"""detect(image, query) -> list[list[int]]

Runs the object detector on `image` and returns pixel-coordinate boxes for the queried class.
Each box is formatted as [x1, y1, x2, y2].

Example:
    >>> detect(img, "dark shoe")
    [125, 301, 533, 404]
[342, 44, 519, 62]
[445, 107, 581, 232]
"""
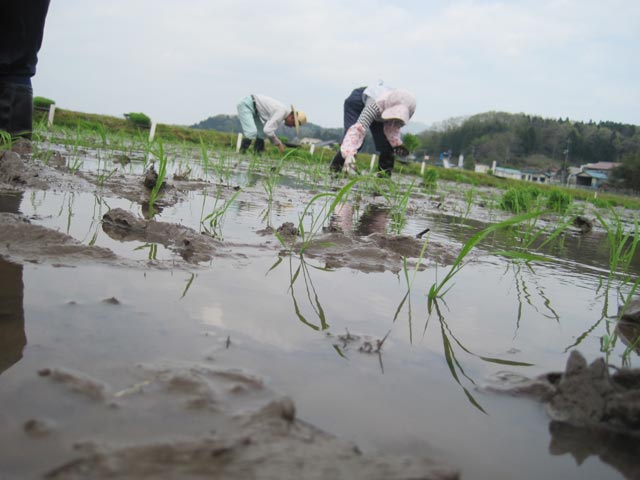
[239, 137, 252, 153]
[0, 82, 33, 139]
[329, 151, 345, 172]
[378, 151, 394, 177]
[253, 138, 265, 154]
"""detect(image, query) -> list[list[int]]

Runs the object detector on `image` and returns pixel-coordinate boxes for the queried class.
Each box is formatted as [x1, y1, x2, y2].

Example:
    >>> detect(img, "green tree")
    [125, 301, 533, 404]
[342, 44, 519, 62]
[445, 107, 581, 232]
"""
[402, 133, 420, 153]
[611, 153, 640, 191]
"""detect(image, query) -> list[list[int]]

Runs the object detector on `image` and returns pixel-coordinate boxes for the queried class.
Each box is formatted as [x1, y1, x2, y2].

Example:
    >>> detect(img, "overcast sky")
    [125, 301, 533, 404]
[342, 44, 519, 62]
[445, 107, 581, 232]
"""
[34, 0, 639, 129]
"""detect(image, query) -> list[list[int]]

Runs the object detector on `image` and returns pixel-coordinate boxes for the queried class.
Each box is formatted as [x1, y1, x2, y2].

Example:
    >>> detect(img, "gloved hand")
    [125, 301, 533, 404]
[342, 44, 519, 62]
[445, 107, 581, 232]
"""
[342, 155, 357, 175]
[393, 145, 410, 157]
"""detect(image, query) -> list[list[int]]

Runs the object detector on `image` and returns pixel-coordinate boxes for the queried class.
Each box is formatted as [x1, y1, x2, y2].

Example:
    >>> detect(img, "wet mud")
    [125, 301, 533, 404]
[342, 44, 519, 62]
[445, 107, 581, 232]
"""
[0, 212, 117, 265]
[8, 362, 457, 480]
[2, 139, 640, 479]
[485, 351, 640, 479]
[0, 143, 461, 479]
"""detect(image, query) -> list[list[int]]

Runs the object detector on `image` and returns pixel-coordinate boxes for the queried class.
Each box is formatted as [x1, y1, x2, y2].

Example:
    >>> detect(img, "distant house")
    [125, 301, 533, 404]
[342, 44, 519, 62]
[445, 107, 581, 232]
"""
[475, 163, 490, 174]
[575, 161, 620, 188]
[521, 168, 549, 183]
[493, 166, 522, 181]
[576, 170, 609, 188]
[475, 163, 551, 183]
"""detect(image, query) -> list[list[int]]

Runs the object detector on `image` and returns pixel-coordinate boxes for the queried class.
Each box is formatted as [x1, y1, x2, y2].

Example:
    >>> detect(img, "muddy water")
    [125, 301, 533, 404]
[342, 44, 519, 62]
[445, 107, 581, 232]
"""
[1, 149, 638, 479]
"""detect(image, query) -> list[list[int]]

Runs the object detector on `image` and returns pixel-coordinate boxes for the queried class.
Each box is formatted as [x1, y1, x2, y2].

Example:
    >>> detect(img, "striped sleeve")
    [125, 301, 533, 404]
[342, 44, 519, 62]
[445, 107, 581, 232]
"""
[355, 102, 381, 130]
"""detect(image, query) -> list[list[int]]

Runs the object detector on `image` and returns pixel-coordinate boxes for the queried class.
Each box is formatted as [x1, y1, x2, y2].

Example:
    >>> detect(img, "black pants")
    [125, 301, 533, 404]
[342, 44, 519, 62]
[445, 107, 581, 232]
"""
[331, 87, 394, 174]
[0, 82, 33, 138]
[0, 0, 51, 138]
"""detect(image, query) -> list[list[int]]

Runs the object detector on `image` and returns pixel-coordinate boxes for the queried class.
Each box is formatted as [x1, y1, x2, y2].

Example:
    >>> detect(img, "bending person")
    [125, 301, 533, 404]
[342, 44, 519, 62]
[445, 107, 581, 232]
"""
[330, 81, 416, 176]
[236, 94, 307, 154]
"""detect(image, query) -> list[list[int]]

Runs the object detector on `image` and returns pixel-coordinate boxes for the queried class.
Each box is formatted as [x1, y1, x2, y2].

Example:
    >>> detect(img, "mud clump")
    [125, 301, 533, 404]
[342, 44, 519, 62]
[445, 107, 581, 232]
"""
[618, 299, 640, 355]
[0, 212, 117, 265]
[0, 150, 30, 185]
[38, 368, 108, 402]
[300, 231, 457, 274]
[573, 215, 593, 234]
[34, 363, 458, 480]
[276, 222, 299, 237]
[102, 208, 227, 263]
[143, 165, 165, 190]
[487, 350, 640, 432]
[486, 351, 640, 479]
[24, 418, 56, 437]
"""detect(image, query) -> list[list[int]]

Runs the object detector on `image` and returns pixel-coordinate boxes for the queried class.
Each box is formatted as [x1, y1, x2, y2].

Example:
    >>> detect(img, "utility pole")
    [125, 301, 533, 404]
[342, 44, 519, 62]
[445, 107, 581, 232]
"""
[562, 138, 571, 185]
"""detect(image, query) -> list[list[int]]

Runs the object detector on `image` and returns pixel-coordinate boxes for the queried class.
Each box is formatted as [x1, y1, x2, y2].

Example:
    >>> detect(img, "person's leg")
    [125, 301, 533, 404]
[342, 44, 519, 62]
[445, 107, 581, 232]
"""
[236, 96, 257, 152]
[370, 121, 394, 176]
[330, 87, 366, 172]
[253, 111, 265, 153]
[253, 138, 265, 153]
[0, 1, 51, 139]
[0, 82, 33, 139]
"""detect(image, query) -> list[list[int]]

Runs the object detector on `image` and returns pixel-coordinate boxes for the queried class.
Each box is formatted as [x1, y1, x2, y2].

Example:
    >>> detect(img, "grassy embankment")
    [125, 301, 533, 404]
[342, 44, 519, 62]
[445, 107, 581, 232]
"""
[33, 107, 640, 210]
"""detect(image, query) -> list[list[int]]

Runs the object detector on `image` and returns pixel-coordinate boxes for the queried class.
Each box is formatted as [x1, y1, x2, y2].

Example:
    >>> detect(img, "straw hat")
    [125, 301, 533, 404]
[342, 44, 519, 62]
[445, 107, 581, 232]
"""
[291, 105, 307, 134]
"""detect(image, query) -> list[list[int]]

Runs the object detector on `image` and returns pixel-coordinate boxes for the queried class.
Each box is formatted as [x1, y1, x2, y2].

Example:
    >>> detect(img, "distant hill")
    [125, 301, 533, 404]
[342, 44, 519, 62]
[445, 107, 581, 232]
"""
[418, 111, 640, 170]
[191, 114, 341, 143]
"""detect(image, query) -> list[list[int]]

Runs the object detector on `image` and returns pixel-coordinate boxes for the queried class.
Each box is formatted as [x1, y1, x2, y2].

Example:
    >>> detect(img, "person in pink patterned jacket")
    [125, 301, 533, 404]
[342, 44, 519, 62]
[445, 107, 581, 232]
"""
[329, 81, 416, 177]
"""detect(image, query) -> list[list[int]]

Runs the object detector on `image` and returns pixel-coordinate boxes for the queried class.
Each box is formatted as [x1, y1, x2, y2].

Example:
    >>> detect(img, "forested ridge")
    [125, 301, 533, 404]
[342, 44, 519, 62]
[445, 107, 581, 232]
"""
[417, 112, 638, 169]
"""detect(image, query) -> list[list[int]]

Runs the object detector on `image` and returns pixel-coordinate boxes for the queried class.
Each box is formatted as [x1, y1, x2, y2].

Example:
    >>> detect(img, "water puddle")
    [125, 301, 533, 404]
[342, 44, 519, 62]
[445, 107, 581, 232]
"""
[0, 139, 638, 479]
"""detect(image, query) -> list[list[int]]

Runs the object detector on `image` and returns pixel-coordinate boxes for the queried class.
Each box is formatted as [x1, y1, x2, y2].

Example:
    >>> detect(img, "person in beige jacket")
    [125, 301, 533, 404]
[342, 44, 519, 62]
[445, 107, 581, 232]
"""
[236, 94, 307, 154]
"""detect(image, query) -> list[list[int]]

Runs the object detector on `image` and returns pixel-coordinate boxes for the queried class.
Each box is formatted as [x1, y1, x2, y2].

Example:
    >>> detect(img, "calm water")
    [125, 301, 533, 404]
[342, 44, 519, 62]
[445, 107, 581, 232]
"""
[0, 151, 638, 479]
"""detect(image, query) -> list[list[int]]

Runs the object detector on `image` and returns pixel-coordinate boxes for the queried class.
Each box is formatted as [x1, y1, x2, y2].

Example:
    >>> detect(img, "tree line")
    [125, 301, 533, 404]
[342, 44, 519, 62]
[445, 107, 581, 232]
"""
[417, 112, 638, 167]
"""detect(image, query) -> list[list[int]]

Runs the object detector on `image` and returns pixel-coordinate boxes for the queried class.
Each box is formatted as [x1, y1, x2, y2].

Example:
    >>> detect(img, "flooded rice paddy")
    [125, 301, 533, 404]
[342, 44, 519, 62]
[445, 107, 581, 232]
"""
[1, 136, 639, 479]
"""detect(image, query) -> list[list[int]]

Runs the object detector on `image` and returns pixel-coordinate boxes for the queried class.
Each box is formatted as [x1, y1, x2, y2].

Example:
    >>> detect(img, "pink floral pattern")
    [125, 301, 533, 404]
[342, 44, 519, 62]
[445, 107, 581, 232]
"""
[340, 123, 366, 158]
[383, 121, 403, 147]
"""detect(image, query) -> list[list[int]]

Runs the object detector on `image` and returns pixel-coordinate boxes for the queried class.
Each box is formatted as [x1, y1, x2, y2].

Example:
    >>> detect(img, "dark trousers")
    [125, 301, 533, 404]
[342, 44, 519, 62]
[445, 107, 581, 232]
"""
[0, 82, 33, 138]
[0, 0, 51, 138]
[331, 87, 395, 174]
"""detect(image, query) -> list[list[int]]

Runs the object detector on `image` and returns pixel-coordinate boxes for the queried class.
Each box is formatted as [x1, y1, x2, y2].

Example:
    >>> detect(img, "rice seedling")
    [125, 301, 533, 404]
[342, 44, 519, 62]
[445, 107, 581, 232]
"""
[374, 177, 415, 234]
[280, 254, 330, 331]
[96, 167, 118, 187]
[500, 210, 573, 253]
[94, 122, 108, 148]
[593, 207, 639, 286]
[0, 130, 12, 148]
[147, 140, 168, 216]
[134, 243, 158, 260]
[422, 167, 438, 190]
[427, 210, 548, 311]
[200, 187, 241, 239]
[507, 262, 560, 339]
[546, 188, 573, 213]
[181, 273, 197, 299]
[199, 137, 212, 177]
[499, 187, 542, 214]
[565, 210, 639, 363]
[275, 175, 365, 255]
[262, 155, 286, 205]
[67, 156, 83, 174]
[426, 299, 534, 413]
[393, 238, 430, 344]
